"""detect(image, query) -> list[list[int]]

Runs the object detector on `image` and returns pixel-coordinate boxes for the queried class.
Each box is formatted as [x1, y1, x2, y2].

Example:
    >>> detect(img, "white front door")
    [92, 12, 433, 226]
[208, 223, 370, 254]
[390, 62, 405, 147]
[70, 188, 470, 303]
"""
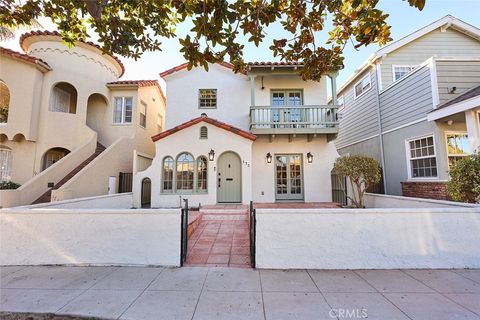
[217, 152, 242, 203]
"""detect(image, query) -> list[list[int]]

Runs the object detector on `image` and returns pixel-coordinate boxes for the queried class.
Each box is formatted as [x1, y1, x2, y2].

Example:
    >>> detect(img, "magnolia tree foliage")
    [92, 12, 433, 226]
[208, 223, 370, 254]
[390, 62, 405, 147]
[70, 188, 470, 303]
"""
[447, 152, 480, 203]
[334, 155, 381, 208]
[0, 0, 425, 80]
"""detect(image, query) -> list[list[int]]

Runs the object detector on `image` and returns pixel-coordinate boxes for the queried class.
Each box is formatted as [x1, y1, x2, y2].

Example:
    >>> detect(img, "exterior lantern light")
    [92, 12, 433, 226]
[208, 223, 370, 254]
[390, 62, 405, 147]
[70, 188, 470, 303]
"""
[307, 152, 313, 163]
[266, 152, 272, 163]
[208, 149, 215, 161]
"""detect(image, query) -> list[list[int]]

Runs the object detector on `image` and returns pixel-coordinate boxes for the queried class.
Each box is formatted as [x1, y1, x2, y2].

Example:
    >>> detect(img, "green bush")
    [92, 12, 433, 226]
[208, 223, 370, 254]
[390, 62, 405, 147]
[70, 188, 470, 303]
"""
[334, 155, 381, 208]
[447, 152, 480, 203]
[0, 181, 20, 190]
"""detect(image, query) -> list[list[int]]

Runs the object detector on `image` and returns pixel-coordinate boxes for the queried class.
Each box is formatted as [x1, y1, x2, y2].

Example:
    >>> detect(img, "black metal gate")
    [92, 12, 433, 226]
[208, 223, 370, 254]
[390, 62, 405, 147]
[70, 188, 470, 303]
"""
[331, 168, 348, 206]
[249, 201, 256, 268]
[180, 199, 189, 266]
[141, 178, 151, 208]
[118, 172, 133, 193]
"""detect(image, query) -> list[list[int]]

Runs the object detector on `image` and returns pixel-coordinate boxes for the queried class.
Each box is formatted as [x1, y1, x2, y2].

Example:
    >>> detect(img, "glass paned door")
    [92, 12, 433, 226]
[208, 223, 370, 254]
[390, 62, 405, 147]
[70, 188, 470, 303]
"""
[271, 90, 302, 127]
[275, 154, 304, 200]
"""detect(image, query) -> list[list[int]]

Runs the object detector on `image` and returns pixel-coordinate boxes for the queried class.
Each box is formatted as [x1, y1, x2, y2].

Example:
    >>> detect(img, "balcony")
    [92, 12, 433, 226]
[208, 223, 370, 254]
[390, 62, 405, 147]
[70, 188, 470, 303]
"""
[249, 105, 339, 135]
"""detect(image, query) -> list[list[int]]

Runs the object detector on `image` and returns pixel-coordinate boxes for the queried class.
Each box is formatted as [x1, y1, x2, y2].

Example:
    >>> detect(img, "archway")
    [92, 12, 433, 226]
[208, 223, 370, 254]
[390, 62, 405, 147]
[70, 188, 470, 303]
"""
[42, 147, 70, 171]
[141, 177, 152, 208]
[86, 93, 108, 139]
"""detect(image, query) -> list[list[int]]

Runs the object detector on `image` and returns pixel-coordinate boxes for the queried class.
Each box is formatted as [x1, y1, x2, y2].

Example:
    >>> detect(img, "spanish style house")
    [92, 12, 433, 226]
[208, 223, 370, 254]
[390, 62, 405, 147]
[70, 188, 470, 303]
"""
[334, 15, 480, 200]
[0, 31, 166, 207]
[132, 62, 340, 207]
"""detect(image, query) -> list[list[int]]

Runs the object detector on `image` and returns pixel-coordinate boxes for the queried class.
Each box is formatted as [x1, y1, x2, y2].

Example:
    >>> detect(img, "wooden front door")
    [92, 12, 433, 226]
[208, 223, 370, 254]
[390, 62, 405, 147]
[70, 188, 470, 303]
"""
[217, 152, 242, 203]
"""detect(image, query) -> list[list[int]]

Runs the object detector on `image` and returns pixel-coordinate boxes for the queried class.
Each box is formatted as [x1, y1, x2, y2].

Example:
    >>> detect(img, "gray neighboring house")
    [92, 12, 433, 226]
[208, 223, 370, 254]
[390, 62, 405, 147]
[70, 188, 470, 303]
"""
[334, 15, 480, 200]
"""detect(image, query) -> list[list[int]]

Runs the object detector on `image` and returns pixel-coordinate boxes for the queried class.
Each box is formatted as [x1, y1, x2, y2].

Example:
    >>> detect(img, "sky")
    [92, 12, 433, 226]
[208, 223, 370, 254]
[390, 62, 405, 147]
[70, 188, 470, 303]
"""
[2, 0, 480, 90]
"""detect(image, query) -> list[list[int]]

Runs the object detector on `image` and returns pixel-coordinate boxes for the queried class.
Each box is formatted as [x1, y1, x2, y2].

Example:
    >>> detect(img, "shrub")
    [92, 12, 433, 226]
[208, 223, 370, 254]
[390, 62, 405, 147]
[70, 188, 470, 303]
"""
[0, 181, 21, 190]
[334, 155, 381, 208]
[447, 152, 480, 203]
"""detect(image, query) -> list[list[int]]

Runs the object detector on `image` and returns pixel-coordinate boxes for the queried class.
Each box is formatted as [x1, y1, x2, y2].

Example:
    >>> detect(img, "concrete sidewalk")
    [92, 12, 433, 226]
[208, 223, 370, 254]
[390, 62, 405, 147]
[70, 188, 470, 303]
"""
[1, 266, 480, 320]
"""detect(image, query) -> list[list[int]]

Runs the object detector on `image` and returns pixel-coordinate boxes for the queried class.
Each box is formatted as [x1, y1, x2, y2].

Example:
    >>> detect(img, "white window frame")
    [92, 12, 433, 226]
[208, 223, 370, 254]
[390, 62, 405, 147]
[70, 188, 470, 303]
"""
[445, 131, 470, 169]
[0, 148, 12, 182]
[139, 100, 147, 128]
[198, 89, 217, 109]
[405, 133, 438, 180]
[353, 73, 372, 100]
[392, 65, 417, 82]
[113, 97, 133, 124]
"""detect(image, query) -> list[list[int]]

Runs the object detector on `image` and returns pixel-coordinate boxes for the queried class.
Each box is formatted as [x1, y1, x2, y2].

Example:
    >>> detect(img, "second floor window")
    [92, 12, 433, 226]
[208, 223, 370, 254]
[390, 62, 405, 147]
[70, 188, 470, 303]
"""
[407, 135, 437, 178]
[446, 133, 470, 168]
[199, 89, 217, 108]
[354, 74, 371, 99]
[139, 101, 147, 128]
[393, 65, 417, 81]
[113, 97, 133, 124]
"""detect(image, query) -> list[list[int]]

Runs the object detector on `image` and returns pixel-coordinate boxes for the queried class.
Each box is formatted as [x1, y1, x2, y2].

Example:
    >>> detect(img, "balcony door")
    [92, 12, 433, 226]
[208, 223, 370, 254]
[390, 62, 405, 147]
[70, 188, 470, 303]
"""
[271, 90, 303, 126]
[275, 154, 304, 201]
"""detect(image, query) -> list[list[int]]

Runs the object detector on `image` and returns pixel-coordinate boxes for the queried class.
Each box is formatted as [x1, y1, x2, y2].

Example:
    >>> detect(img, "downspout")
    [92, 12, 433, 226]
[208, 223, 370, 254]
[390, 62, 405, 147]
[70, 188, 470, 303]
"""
[374, 62, 388, 194]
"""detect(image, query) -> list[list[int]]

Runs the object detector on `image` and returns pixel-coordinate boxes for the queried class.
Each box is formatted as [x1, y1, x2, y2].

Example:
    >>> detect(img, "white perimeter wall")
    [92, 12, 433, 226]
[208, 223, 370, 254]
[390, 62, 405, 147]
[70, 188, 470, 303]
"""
[365, 193, 479, 209]
[256, 208, 480, 269]
[0, 208, 181, 266]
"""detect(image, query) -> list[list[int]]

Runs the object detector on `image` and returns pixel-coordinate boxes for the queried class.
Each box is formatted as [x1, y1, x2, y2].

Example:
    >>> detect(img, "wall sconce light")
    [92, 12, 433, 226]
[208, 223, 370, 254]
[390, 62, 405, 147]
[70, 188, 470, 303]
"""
[208, 149, 215, 161]
[307, 152, 313, 163]
[266, 152, 272, 163]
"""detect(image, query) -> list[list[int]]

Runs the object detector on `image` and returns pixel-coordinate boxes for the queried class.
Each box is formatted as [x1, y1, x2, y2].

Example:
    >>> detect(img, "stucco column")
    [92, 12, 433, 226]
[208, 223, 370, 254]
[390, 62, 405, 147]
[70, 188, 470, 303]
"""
[329, 73, 338, 106]
[249, 76, 256, 106]
[465, 109, 480, 153]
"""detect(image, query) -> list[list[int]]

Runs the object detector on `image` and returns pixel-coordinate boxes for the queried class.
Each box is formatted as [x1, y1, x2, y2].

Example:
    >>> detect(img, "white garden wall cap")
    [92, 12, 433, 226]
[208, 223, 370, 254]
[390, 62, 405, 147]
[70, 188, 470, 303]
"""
[0, 208, 181, 215]
[365, 192, 480, 208]
[255, 208, 480, 214]
[19, 30, 125, 76]
[0, 46, 51, 72]
[151, 115, 257, 142]
[19, 193, 133, 209]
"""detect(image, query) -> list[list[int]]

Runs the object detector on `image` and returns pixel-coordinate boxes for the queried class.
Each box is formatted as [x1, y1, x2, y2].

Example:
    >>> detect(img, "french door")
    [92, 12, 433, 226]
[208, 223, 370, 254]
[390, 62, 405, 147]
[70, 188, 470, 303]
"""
[271, 90, 303, 126]
[275, 154, 304, 201]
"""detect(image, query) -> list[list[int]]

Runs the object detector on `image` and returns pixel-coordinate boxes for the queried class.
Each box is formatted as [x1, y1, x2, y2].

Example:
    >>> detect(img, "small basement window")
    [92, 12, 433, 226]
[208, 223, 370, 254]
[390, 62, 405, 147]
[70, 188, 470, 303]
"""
[200, 126, 208, 139]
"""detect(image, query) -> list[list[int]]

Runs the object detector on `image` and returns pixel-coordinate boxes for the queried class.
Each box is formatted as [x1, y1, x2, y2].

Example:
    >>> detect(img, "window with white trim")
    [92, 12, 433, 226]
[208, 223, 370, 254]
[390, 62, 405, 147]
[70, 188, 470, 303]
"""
[0, 147, 12, 182]
[113, 97, 133, 124]
[176, 153, 194, 190]
[199, 89, 217, 108]
[353, 74, 371, 99]
[446, 133, 470, 168]
[162, 156, 174, 192]
[139, 101, 147, 128]
[197, 156, 208, 192]
[161, 153, 209, 193]
[407, 135, 437, 178]
[50, 83, 77, 114]
[393, 65, 417, 81]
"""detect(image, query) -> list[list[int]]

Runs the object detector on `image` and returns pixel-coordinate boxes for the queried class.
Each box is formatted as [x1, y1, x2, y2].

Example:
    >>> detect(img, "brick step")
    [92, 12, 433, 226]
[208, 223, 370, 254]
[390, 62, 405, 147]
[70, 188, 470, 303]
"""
[199, 209, 248, 215]
[201, 214, 248, 221]
[32, 142, 106, 204]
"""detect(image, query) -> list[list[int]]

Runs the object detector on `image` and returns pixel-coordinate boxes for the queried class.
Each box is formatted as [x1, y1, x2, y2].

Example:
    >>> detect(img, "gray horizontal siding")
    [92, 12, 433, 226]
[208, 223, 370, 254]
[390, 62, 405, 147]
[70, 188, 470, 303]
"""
[436, 60, 480, 105]
[379, 65, 433, 132]
[335, 69, 379, 149]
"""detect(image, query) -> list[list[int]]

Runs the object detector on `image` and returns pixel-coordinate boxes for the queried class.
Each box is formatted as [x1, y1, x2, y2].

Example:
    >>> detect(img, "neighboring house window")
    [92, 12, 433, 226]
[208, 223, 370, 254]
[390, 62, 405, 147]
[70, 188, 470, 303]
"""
[0, 80, 10, 123]
[162, 156, 174, 192]
[197, 156, 208, 192]
[176, 153, 194, 190]
[200, 126, 208, 139]
[139, 101, 147, 128]
[50, 83, 77, 114]
[113, 97, 133, 124]
[393, 65, 417, 81]
[446, 133, 470, 168]
[0, 147, 12, 182]
[199, 89, 217, 108]
[353, 74, 371, 99]
[157, 114, 163, 132]
[407, 135, 437, 178]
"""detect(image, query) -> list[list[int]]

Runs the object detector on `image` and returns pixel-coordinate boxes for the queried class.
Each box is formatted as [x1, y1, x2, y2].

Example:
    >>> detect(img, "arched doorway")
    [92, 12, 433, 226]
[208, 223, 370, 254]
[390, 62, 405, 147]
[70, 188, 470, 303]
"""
[217, 151, 242, 203]
[141, 178, 151, 208]
[42, 147, 70, 171]
[86, 93, 108, 140]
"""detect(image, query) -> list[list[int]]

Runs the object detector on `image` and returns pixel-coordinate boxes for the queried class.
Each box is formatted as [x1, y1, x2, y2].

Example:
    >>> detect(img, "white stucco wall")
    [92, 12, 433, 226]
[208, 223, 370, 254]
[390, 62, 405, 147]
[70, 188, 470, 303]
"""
[133, 121, 254, 207]
[255, 208, 480, 269]
[252, 135, 339, 202]
[0, 208, 180, 266]
[365, 193, 479, 208]
[33, 193, 133, 209]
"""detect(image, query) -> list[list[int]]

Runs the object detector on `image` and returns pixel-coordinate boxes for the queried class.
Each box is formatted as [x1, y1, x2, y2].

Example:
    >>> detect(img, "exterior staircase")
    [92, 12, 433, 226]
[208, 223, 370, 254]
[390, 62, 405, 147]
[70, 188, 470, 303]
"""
[32, 142, 106, 204]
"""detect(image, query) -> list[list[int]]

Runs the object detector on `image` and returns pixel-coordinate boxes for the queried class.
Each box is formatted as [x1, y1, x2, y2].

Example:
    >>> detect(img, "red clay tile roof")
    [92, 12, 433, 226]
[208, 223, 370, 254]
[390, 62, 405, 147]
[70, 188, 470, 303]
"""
[247, 61, 303, 66]
[159, 61, 238, 78]
[0, 46, 51, 70]
[19, 30, 125, 76]
[106, 80, 165, 101]
[152, 115, 257, 142]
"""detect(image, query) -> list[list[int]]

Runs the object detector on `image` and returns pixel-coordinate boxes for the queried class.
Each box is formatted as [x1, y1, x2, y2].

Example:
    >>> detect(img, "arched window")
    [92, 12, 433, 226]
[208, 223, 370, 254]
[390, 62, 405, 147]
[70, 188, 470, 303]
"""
[200, 126, 208, 139]
[162, 156, 174, 192]
[197, 156, 208, 192]
[0, 146, 12, 182]
[50, 82, 77, 114]
[42, 147, 70, 171]
[0, 80, 10, 123]
[176, 153, 194, 190]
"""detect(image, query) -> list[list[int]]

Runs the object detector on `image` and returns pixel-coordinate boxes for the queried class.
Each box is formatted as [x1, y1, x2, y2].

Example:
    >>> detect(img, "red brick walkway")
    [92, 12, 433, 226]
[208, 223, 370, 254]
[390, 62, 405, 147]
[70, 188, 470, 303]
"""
[185, 219, 250, 268]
